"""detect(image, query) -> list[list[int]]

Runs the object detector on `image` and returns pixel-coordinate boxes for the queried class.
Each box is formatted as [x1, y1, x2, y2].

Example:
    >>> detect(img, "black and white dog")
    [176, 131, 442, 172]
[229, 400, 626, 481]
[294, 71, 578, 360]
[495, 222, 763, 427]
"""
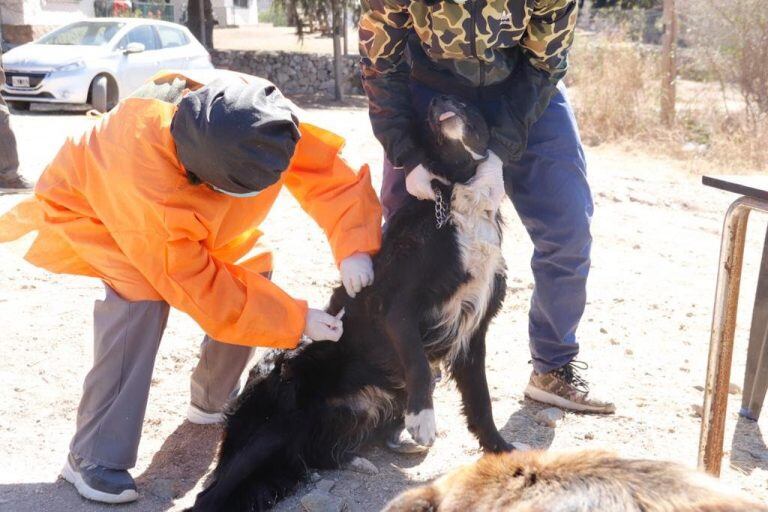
[190, 96, 510, 511]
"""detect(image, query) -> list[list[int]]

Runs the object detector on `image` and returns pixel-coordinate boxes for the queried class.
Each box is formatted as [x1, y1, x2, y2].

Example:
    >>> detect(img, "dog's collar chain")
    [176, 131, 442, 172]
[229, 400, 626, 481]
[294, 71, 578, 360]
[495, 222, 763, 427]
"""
[433, 186, 451, 230]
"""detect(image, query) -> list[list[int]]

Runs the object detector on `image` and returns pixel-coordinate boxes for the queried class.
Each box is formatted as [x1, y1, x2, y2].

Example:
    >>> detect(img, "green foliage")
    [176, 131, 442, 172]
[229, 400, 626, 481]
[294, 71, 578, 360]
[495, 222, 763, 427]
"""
[259, 2, 289, 26]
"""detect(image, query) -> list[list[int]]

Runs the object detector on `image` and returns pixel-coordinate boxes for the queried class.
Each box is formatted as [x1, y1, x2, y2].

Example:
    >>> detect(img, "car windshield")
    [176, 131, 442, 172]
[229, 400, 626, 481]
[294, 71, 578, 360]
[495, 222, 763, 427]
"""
[38, 21, 125, 46]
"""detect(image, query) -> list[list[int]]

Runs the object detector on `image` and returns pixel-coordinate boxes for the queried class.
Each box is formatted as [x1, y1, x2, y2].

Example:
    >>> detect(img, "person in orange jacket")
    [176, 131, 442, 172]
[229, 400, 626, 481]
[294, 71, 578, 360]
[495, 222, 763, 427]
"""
[0, 71, 381, 504]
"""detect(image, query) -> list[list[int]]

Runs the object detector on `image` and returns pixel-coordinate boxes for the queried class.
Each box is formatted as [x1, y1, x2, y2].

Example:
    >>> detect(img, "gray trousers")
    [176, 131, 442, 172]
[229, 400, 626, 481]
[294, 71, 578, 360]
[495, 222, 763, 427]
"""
[70, 285, 254, 469]
[0, 69, 20, 177]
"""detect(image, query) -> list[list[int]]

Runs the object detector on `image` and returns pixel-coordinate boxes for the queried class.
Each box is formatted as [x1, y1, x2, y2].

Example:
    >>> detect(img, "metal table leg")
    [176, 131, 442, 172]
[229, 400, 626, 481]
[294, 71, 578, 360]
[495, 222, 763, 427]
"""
[698, 196, 768, 476]
[741, 225, 768, 421]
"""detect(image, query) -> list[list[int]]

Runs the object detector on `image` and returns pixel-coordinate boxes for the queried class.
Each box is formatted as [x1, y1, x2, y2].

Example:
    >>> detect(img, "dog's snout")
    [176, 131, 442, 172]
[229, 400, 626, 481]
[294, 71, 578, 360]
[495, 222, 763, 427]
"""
[430, 95, 462, 116]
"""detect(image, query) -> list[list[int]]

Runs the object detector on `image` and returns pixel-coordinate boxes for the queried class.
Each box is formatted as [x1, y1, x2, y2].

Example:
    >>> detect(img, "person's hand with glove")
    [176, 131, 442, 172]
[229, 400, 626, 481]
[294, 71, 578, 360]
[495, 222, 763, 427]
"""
[304, 309, 344, 342]
[406, 164, 448, 201]
[340, 252, 374, 298]
[470, 150, 506, 211]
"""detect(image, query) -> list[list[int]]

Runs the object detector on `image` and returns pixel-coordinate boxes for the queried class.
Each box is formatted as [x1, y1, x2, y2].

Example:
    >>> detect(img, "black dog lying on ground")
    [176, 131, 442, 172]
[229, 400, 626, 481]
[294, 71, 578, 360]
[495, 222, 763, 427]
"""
[190, 96, 511, 511]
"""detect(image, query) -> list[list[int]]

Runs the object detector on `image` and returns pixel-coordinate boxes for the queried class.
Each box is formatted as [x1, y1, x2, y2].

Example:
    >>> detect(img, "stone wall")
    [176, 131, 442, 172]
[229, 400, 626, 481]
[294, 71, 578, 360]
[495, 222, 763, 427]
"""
[2, 24, 34, 44]
[210, 50, 363, 96]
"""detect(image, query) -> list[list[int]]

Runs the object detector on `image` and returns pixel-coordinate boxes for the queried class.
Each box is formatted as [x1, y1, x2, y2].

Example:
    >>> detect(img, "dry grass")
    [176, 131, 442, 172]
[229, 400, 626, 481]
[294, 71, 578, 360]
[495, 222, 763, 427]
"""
[566, 34, 660, 142]
[566, 32, 768, 174]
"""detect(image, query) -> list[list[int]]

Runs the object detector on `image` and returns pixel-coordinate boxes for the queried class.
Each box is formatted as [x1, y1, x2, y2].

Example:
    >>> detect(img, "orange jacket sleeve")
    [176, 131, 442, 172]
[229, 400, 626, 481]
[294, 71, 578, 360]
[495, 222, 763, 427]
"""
[111, 206, 308, 349]
[283, 123, 382, 266]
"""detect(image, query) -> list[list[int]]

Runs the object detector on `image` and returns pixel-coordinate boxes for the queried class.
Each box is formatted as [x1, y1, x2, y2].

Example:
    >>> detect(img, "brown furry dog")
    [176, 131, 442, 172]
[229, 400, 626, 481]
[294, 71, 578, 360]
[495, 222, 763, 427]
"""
[383, 449, 766, 511]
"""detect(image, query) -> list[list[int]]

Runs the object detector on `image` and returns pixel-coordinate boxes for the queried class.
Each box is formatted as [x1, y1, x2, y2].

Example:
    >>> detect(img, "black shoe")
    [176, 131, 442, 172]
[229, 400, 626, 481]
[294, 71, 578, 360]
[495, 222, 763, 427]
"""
[0, 174, 34, 193]
[61, 453, 138, 503]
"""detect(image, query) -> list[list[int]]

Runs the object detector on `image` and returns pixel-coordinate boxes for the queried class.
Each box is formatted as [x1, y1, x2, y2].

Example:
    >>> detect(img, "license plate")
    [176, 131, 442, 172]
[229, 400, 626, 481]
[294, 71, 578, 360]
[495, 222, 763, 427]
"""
[11, 76, 30, 88]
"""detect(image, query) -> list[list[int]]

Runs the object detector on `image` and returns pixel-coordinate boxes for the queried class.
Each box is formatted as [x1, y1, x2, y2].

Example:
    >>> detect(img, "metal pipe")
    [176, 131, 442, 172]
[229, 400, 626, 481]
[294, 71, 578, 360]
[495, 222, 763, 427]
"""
[698, 196, 768, 475]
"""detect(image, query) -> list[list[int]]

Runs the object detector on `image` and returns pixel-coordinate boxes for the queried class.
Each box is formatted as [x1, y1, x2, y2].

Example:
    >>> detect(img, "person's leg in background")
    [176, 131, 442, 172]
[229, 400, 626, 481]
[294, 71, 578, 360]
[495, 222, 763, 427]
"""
[0, 68, 33, 192]
[64, 285, 170, 503]
[188, 336, 253, 423]
[499, 83, 614, 414]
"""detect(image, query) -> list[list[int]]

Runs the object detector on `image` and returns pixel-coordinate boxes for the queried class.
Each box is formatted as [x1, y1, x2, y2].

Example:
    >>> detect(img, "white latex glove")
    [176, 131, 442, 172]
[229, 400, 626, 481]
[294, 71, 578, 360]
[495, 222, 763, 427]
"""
[470, 150, 506, 211]
[339, 252, 374, 298]
[303, 309, 344, 342]
[405, 164, 447, 201]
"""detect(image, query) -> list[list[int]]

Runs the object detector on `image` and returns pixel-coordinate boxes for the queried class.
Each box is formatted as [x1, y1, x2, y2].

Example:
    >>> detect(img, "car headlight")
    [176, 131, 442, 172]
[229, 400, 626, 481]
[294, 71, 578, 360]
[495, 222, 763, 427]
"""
[55, 60, 86, 72]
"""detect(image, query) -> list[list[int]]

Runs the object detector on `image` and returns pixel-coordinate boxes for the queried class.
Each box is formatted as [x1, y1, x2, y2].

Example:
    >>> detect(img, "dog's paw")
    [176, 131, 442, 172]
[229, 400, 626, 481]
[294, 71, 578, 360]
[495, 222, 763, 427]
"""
[405, 409, 437, 447]
[386, 429, 430, 454]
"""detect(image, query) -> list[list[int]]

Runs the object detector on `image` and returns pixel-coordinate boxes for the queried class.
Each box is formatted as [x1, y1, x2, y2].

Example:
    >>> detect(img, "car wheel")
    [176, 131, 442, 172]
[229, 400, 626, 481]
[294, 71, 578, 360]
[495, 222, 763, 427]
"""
[90, 76, 109, 113]
[7, 101, 30, 111]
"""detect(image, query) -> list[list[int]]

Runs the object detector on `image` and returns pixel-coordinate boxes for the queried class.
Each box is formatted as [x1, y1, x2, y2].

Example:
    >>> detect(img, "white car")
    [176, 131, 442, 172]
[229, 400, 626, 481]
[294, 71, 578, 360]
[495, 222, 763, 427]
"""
[1, 18, 213, 112]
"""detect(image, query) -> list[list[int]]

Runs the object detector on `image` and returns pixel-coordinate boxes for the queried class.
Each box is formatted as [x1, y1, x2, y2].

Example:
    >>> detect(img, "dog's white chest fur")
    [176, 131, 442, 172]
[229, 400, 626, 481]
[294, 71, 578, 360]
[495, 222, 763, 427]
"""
[428, 183, 504, 363]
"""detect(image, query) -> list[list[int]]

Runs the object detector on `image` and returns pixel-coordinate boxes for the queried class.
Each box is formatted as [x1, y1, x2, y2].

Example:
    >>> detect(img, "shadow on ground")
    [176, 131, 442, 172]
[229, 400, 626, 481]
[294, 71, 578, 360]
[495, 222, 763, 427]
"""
[135, 420, 221, 508]
[501, 398, 556, 449]
[273, 400, 557, 511]
[0, 421, 221, 512]
[291, 93, 369, 110]
[273, 440, 431, 512]
[730, 416, 768, 474]
[10, 105, 90, 116]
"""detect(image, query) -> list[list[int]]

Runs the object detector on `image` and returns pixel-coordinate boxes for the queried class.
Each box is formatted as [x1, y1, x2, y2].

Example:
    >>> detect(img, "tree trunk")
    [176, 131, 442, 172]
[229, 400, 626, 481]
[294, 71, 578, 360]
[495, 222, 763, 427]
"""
[660, 0, 677, 126]
[332, 0, 344, 100]
[342, 0, 348, 56]
[186, 0, 214, 49]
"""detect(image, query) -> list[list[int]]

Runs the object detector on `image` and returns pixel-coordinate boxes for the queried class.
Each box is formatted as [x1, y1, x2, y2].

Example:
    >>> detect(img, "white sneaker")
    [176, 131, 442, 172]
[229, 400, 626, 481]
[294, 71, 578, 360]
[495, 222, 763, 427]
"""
[186, 404, 225, 425]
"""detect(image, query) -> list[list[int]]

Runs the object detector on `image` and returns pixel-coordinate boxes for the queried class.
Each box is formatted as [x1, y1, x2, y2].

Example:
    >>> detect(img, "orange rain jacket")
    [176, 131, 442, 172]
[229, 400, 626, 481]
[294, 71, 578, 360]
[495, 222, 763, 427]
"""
[0, 72, 381, 349]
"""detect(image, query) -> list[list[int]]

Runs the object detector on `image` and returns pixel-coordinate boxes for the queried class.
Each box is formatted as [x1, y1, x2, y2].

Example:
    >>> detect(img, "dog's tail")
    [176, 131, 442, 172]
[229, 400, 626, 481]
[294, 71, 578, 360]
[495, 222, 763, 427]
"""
[189, 427, 296, 511]
[188, 357, 308, 511]
[189, 341, 391, 511]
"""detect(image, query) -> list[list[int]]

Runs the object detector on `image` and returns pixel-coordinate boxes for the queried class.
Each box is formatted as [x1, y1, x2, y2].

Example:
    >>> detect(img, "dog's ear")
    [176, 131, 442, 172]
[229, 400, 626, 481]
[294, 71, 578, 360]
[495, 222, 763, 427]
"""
[381, 485, 439, 512]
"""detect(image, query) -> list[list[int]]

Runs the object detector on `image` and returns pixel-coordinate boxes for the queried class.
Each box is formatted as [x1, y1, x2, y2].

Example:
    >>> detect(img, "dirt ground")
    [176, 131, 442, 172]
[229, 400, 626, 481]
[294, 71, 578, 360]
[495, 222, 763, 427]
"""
[213, 24, 359, 54]
[1, 97, 767, 512]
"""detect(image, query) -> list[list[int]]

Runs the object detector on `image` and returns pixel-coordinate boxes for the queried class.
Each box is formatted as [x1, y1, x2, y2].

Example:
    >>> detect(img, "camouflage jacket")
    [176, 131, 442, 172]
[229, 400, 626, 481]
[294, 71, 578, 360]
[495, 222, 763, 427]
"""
[359, 0, 578, 171]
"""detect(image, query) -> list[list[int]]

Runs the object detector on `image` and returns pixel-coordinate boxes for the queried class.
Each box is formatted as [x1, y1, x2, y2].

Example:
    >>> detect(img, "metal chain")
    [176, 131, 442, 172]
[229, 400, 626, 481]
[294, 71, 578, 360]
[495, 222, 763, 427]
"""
[434, 187, 450, 229]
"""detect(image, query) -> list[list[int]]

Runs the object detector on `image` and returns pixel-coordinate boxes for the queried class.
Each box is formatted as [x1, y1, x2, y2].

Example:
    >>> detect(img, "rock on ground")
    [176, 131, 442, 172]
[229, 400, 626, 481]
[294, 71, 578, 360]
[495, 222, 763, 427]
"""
[345, 457, 379, 475]
[535, 408, 565, 427]
[301, 490, 347, 512]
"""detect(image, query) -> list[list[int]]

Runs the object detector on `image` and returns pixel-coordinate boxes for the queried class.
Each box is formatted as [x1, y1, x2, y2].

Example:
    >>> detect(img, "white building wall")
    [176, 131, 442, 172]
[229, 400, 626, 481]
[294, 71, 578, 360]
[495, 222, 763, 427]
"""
[22, 0, 92, 27]
[1, 0, 92, 42]
[0, 0, 25, 24]
[212, 0, 257, 27]
[231, 4, 256, 25]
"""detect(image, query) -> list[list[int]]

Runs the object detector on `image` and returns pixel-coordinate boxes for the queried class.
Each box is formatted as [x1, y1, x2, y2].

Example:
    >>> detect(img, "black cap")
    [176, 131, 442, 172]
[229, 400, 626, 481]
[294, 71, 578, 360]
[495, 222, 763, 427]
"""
[171, 76, 301, 195]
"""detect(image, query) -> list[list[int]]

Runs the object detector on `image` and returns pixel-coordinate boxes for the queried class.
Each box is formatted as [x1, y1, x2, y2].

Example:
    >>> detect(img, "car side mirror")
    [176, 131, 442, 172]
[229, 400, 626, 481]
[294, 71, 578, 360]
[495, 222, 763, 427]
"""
[123, 42, 145, 54]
